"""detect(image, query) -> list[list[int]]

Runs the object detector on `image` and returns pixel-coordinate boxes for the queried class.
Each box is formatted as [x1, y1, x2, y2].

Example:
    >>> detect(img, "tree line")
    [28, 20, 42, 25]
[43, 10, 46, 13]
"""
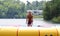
[43, 0, 60, 23]
[0, 0, 44, 18]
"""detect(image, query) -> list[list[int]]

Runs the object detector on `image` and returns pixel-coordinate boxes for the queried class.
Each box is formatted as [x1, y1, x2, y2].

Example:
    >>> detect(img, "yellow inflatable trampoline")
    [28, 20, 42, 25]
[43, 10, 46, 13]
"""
[0, 27, 60, 36]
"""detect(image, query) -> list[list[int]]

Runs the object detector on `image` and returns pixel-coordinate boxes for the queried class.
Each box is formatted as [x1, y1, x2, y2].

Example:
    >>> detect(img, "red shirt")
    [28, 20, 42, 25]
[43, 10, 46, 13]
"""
[27, 15, 33, 22]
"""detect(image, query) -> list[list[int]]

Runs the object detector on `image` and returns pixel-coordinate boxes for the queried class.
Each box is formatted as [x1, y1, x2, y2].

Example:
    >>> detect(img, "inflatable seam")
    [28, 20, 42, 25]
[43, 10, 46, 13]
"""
[17, 28, 18, 36]
[56, 28, 59, 36]
[38, 29, 40, 36]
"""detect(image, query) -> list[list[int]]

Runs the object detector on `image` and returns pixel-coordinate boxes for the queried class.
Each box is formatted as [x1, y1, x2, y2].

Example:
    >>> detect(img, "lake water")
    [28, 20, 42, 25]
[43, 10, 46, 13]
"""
[0, 18, 60, 27]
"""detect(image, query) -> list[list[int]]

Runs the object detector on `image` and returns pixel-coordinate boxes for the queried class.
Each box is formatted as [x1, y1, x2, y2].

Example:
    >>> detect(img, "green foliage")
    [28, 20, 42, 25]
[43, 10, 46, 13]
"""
[0, 0, 44, 18]
[0, 0, 26, 18]
[43, 0, 60, 23]
[34, 15, 43, 18]
[26, 1, 44, 10]
[43, 2, 52, 20]
[52, 16, 60, 23]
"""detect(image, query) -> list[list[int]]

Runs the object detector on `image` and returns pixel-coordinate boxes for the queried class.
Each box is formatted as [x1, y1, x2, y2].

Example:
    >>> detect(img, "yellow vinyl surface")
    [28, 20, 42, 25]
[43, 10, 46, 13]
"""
[18, 28, 39, 36]
[56, 27, 60, 36]
[0, 27, 60, 36]
[0, 27, 17, 36]
[40, 28, 57, 36]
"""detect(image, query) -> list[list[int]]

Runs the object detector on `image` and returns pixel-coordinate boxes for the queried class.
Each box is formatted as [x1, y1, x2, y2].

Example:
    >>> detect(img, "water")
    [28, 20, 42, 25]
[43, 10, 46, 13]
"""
[0, 18, 60, 27]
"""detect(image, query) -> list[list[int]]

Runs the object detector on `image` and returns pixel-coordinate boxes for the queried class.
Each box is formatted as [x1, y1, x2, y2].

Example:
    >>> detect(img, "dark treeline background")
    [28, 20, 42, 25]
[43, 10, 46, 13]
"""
[0, 0, 44, 18]
[0, 0, 60, 23]
[43, 0, 60, 23]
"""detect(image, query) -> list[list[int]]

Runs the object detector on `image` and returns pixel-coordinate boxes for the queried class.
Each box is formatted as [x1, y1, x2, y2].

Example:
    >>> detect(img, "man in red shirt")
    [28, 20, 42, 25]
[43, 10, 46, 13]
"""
[26, 11, 33, 27]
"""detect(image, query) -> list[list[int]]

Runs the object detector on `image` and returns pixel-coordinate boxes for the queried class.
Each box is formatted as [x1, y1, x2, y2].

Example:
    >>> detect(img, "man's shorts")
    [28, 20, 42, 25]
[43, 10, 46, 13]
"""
[28, 21, 32, 24]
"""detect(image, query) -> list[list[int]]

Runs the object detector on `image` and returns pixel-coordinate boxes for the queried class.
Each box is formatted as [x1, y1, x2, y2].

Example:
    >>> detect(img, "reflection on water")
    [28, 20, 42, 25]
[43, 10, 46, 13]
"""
[0, 18, 60, 27]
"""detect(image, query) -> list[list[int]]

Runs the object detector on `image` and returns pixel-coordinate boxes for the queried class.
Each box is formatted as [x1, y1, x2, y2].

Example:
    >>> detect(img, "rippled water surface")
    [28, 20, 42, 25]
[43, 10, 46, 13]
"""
[0, 18, 60, 27]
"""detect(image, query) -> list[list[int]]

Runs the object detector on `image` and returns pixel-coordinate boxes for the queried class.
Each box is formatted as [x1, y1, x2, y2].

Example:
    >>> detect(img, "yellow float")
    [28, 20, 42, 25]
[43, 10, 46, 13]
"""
[40, 28, 58, 36]
[0, 27, 60, 36]
[0, 27, 17, 36]
[18, 28, 39, 36]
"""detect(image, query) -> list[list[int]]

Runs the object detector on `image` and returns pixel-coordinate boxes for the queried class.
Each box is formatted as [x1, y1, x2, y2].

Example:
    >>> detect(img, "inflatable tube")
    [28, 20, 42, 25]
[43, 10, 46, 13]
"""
[0, 27, 60, 36]
[56, 27, 60, 36]
[0, 27, 17, 36]
[18, 28, 39, 36]
[40, 28, 58, 36]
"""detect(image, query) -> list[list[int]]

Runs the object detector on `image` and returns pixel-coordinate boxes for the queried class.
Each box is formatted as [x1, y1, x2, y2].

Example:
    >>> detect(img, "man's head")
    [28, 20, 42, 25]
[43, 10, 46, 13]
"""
[29, 11, 31, 14]
[27, 11, 32, 15]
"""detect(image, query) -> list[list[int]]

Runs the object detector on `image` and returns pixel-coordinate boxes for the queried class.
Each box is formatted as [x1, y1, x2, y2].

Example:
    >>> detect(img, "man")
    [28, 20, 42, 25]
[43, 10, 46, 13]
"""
[26, 11, 33, 27]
